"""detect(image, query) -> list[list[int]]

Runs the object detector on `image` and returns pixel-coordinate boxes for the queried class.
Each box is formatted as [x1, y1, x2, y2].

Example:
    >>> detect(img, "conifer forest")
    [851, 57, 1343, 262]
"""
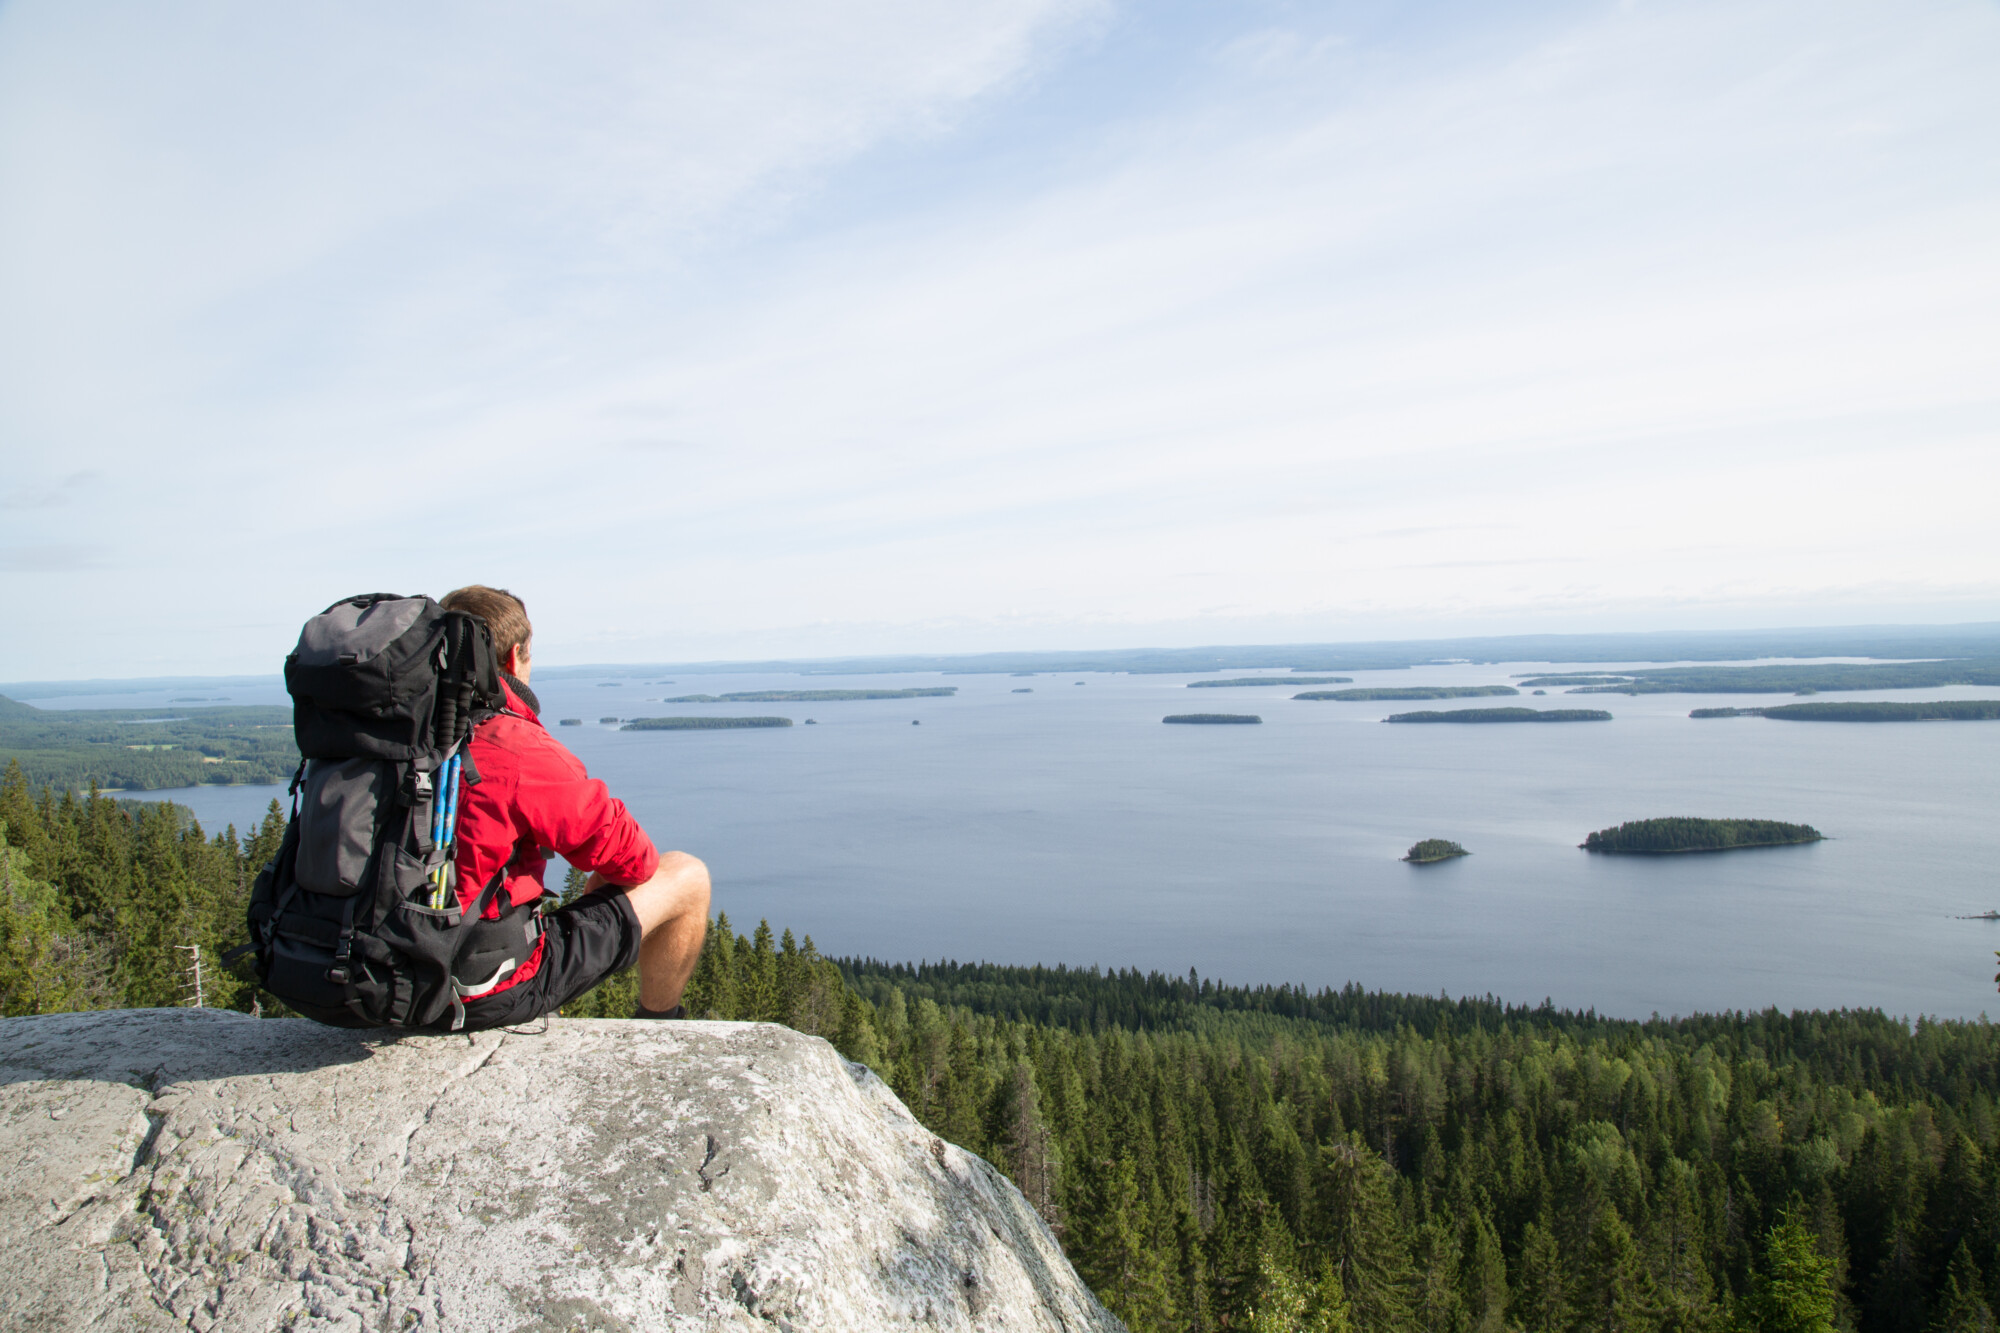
[6, 763, 2000, 1332]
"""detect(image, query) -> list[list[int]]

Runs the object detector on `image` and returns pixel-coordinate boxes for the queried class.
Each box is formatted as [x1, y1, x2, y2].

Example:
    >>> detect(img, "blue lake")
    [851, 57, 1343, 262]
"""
[129, 661, 2000, 1021]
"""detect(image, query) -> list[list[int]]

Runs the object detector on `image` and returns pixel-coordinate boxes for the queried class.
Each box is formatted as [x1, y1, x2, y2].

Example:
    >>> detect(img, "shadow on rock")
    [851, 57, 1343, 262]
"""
[0, 1008, 386, 1088]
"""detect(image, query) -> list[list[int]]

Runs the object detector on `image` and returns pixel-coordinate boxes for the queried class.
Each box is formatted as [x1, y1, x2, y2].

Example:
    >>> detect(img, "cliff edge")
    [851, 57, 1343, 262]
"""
[0, 1008, 1123, 1332]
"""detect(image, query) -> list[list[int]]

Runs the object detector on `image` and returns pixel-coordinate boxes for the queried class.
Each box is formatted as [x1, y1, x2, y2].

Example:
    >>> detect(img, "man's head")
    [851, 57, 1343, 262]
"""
[441, 585, 532, 680]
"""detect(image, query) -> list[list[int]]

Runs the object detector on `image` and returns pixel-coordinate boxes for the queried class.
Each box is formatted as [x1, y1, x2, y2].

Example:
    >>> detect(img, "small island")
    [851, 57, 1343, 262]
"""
[1295, 686, 1518, 701]
[558, 718, 582, 726]
[1514, 675, 1633, 688]
[1012, 688, 1033, 693]
[599, 716, 621, 724]
[1189, 676, 1353, 688]
[1405, 839, 1469, 864]
[1692, 701, 2000, 722]
[1581, 818, 1823, 854]
[1384, 707, 1612, 723]
[622, 716, 793, 730]
[1163, 713, 1262, 725]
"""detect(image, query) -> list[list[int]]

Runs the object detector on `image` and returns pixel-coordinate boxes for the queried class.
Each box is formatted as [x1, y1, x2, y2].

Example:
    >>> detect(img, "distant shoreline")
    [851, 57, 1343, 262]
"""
[1385, 707, 1612, 724]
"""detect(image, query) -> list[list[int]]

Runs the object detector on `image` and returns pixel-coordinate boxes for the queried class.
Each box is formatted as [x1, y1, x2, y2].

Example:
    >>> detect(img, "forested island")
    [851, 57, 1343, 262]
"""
[0, 694, 297, 790]
[1297, 686, 1519, 701]
[1515, 675, 1633, 688]
[1554, 659, 2000, 695]
[1581, 818, 1823, 854]
[5, 769, 1995, 1332]
[1188, 676, 1353, 688]
[1404, 838, 1469, 863]
[1692, 701, 2000, 722]
[661, 687, 956, 702]
[1162, 713, 1261, 724]
[1385, 707, 1612, 723]
[621, 716, 793, 730]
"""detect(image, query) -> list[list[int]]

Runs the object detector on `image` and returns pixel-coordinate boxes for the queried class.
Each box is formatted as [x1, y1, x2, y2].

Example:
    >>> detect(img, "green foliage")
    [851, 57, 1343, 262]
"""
[0, 761, 285, 1013]
[18, 761, 2000, 1333]
[1296, 686, 1519, 701]
[0, 827, 112, 1015]
[1570, 660, 2000, 695]
[1189, 677, 1354, 689]
[1933, 1243, 1997, 1333]
[1517, 676, 1635, 688]
[1582, 818, 1823, 855]
[619, 716, 793, 730]
[1693, 702, 2000, 722]
[1384, 707, 1613, 723]
[823, 955, 2000, 1332]
[0, 696, 298, 790]
[1762, 701, 2000, 723]
[1162, 714, 1263, 724]
[1404, 839, 1468, 863]
[1748, 1208, 1839, 1333]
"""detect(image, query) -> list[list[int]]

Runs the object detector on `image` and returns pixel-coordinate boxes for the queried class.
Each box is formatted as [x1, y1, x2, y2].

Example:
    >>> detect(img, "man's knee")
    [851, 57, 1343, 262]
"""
[626, 851, 709, 935]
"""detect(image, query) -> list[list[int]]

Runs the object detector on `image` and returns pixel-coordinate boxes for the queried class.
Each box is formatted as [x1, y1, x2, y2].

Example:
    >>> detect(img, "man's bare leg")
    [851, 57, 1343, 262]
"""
[587, 851, 710, 1013]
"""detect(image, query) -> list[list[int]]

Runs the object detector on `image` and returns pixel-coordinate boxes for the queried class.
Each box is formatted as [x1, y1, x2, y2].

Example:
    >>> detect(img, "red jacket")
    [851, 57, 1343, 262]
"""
[452, 678, 659, 996]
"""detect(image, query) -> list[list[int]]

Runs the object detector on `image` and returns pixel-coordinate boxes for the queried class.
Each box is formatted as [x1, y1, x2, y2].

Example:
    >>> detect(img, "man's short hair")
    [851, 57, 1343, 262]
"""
[441, 585, 531, 660]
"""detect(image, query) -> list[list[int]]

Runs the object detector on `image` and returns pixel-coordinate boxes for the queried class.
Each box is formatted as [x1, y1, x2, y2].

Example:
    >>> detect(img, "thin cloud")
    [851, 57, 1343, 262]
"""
[0, 470, 100, 510]
[0, 0, 1994, 675]
[0, 545, 105, 573]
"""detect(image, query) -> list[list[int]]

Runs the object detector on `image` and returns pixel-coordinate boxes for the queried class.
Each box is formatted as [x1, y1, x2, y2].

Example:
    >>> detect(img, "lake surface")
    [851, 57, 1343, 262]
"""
[129, 660, 2000, 1021]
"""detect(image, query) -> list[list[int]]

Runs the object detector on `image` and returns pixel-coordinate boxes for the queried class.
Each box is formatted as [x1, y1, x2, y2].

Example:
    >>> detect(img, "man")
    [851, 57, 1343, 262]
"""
[436, 584, 709, 1027]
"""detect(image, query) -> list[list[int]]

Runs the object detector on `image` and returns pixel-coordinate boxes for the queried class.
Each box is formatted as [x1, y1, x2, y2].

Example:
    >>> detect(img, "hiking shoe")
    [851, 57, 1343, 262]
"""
[633, 1002, 686, 1020]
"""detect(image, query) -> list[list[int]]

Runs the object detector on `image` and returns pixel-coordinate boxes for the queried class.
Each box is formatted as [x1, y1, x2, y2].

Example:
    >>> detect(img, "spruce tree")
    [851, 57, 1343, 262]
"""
[1574, 1204, 1663, 1333]
[1512, 1219, 1571, 1333]
[1410, 1213, 1465, 1333]
[1869, 1214, 1932, 1333]
[1317, 1137, 1416, 1330]
[1933, 1242, 1997, 1333]
[1753, 1209, 1839, 1333]
[1460, 1207, 1509, 1333]
[1072, 1153, 1174, 1330]
[1648, 1159, 1718, 1333]
[0, 829, 105, 1014]
[748, 919, 780, 1022]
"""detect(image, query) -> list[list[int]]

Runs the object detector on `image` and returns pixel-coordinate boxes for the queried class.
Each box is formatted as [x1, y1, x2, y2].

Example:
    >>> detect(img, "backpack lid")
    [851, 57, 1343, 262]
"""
[294, 594, 430, 668]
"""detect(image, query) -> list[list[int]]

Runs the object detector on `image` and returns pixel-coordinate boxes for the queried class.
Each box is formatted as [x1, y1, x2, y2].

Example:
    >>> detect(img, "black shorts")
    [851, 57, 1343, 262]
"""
[451, 887, 642, 1031]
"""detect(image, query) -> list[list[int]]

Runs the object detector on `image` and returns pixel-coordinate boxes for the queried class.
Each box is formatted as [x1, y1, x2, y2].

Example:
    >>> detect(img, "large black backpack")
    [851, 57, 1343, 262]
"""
[242, 593, 540, 1030]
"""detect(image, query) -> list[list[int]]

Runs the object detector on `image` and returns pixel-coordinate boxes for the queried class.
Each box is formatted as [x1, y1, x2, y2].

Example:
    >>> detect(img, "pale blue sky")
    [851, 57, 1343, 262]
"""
[3, 0, 1996, 678]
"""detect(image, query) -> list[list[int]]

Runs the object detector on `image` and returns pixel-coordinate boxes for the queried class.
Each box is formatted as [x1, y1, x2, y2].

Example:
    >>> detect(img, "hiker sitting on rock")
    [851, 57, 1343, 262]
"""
[436, 584, 709, 1026]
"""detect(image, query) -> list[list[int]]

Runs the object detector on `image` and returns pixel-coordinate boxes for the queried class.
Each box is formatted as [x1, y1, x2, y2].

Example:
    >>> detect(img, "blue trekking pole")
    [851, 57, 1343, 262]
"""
[430, 751, 461, 909]
[428, 760, 448, 853]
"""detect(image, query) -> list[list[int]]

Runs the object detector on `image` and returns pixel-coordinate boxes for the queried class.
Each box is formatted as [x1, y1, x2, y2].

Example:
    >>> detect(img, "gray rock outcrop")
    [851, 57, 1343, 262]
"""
[0, 1009, 1123, 1332]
